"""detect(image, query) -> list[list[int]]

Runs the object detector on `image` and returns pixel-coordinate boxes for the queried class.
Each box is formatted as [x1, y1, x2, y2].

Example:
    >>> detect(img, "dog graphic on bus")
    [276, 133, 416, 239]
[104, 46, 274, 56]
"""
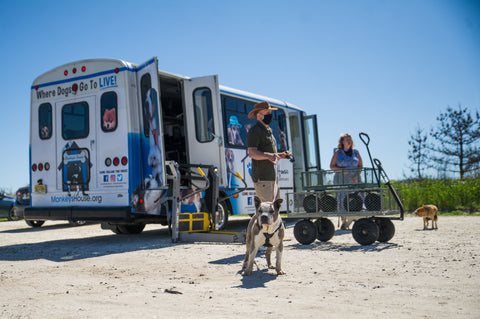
[145, 88, 163, 182]
[102, 108, 116, 131]
[131, 88, 165, 215]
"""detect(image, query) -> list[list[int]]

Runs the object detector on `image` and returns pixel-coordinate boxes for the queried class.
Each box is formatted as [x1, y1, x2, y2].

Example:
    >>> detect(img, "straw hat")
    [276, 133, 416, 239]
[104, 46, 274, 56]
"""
[247, 101, 278, 119]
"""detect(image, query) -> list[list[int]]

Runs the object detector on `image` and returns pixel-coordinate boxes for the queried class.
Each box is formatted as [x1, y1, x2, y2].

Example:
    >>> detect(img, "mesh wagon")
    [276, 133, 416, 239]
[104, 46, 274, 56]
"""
[286, 133, 404, 245]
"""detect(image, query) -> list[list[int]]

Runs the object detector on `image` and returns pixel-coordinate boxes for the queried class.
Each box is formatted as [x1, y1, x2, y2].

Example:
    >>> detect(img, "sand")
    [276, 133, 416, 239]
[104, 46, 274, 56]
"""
[0, 215, 478, 318]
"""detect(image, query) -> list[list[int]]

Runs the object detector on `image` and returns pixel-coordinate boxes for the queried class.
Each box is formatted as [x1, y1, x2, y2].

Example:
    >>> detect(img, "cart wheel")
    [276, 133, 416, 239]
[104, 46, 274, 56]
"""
[294, 219, 318, 245]
[375, 218, 395, 242]
[343, 193, 363, 212]
[314, 218, 335, 242]
[319, 194, 337, 212]
[352, 218, 379, 245]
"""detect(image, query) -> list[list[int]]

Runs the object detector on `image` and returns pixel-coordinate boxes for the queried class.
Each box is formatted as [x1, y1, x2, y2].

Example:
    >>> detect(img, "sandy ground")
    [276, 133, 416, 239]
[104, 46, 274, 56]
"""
[0, 215, 479, 319]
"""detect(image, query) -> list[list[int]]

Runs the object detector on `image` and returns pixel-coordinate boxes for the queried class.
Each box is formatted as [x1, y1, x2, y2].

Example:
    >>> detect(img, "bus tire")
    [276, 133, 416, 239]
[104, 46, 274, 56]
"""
[117, 223, 146, 234]
[214, 201, 229, 231]
[25, 220, 45, 228]
[293, 219, 317, 245]
[69, 220, 87, 226]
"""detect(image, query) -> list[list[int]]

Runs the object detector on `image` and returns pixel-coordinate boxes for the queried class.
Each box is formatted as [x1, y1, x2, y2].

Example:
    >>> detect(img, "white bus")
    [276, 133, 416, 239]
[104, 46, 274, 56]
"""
[26, 57, 320, 233]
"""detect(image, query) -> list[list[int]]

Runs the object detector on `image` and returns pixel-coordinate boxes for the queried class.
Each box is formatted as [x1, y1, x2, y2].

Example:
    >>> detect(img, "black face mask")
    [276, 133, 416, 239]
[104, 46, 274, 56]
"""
[262, 114, 273, 125]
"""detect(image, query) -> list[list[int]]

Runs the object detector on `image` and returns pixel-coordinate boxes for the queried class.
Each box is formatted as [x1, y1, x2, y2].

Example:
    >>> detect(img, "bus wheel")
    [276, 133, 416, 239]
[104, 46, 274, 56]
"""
[293, 219, 317, 245]
[375, 218, 395, 242]
[117, 223, 146, 234]
[213, 202, 229, 231]
[352, 218, 379, 245]
[69, 220, 87, 226]
[314, 218, 335, 242]
[25, 220, 45, 228]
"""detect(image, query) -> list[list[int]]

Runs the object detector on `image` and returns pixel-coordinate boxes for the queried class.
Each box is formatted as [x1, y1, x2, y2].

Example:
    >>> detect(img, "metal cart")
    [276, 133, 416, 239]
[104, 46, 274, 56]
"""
[286, 133, 404, 245]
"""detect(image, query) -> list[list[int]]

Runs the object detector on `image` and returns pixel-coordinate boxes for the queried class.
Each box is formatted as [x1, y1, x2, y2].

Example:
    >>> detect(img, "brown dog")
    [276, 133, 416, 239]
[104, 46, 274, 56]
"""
[414, 205, 438, 230]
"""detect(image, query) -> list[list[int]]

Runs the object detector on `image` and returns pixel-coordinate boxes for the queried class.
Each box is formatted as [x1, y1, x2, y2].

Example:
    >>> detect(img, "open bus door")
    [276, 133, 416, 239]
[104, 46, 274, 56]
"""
[135, 57, 166, 187]
[182, 75, 226, 186]
[302, 114, 321, 172]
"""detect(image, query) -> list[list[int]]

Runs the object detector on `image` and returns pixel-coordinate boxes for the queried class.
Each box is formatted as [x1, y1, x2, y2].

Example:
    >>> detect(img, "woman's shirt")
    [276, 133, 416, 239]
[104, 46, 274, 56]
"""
[335, 149, 360, 169]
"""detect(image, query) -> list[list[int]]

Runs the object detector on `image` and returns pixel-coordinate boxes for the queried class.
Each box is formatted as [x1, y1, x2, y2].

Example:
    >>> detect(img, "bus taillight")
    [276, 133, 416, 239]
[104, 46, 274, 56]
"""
[113, 157, 120, 166]
[73, 68, 77, 74]
[72, 83, 78, 92]
[38, 163, 44, 171]
[32, 164, 37, 172]
[82, 66, 86, 72]
[115, 68, 119, 74]
[121, 157, 128, 166]
[64, 70, 68, 76]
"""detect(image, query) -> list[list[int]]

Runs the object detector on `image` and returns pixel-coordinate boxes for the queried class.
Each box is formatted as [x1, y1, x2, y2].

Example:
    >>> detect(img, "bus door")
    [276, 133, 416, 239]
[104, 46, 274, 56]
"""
[183, 75, 226, 186]
[302, 114, 321, 172]
[288, 112, 320, 193]
[135, 57, 166, 192]
[55, 95, 97, 194]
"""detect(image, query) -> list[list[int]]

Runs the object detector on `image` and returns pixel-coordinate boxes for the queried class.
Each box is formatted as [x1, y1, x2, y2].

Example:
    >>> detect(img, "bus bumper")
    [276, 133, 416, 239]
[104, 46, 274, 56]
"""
[24, 206, 131, 222]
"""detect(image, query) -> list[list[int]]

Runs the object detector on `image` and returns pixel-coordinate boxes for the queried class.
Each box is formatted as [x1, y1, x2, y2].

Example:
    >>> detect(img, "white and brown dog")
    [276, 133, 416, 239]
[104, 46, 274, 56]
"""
[242, 196, 285, 276]
[414, 204, 438, 230]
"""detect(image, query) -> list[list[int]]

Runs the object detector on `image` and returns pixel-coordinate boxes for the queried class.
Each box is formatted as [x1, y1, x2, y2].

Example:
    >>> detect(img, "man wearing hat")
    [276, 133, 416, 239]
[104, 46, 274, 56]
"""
[247, 101, 291, 202]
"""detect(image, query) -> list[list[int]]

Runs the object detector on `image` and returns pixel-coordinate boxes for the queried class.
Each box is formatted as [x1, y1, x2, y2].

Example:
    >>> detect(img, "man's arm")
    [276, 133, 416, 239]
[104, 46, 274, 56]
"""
[248, 147, 279, 163]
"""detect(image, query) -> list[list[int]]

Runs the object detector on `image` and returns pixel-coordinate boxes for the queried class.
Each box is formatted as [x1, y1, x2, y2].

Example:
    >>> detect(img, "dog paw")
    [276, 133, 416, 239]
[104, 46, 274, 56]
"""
[268, 265, 276, 270]
[242, 269, 252, 276]
[276, 270, 286, 275]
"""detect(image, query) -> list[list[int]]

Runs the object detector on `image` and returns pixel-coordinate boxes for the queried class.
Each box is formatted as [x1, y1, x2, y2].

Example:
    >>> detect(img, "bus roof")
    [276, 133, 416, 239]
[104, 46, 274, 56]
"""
[31, 58, 134, 89]
[219, 85, 302, 112]
[31, 57, 305, 112]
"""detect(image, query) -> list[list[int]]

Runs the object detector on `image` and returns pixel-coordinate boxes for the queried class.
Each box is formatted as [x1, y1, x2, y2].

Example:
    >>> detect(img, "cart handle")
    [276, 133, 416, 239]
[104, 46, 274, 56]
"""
[359, 132, 370, 146]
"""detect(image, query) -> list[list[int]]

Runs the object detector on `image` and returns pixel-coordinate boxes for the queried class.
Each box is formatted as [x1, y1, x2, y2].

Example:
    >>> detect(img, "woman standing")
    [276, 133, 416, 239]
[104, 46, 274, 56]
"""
[330, 133, 363, 229]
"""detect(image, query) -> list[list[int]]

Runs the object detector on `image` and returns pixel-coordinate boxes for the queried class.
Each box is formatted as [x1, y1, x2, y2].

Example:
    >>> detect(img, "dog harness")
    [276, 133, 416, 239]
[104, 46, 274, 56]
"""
[263, 223, 284, 247]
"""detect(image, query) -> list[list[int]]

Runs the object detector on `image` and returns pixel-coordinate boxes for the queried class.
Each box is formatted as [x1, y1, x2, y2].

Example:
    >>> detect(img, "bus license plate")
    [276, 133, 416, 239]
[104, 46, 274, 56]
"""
[34, 185, 46, 194]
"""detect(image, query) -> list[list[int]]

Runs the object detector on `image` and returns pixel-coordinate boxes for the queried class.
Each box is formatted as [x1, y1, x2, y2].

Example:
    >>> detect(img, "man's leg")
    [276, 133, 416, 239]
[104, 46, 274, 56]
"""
[253, 181, 278, 202]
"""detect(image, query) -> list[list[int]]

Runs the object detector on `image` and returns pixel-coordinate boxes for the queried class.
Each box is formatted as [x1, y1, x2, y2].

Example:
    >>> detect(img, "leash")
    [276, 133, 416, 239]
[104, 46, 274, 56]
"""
[263, 222, 284, 247]
[273, 158, 279, 200]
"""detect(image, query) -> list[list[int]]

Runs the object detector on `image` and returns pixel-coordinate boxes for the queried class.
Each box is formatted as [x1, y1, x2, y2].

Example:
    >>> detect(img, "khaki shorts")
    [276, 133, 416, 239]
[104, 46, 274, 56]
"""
[253, 180, 280, 203]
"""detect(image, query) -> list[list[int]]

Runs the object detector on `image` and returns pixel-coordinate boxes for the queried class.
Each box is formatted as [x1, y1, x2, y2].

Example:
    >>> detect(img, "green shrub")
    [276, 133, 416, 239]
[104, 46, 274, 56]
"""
[392, 178, 480, 212]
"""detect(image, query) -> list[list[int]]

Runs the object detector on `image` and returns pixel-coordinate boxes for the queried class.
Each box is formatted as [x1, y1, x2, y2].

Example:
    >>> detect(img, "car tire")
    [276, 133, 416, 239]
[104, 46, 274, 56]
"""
[7, 207, 19, 221]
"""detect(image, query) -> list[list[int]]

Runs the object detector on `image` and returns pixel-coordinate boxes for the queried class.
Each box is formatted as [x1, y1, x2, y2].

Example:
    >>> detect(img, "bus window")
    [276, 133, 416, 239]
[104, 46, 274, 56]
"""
[223, 97, 254, 148]
[38, 103, 52, 140]
[101, 92, 117, 132]
[276, 112, 289, 152]
[193, 88, 214, 142]
[62, 102, 89, 140]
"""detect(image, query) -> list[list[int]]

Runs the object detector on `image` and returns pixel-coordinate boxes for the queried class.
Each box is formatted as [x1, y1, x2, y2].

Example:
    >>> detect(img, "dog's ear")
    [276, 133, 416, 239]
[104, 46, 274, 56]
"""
[273, 198, 283, 211]
[254, 196, 261, 209]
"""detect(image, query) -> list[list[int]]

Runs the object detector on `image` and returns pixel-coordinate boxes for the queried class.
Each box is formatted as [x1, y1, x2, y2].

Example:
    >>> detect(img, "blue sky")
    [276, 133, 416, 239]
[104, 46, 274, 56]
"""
[0, 0, 479, 192]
